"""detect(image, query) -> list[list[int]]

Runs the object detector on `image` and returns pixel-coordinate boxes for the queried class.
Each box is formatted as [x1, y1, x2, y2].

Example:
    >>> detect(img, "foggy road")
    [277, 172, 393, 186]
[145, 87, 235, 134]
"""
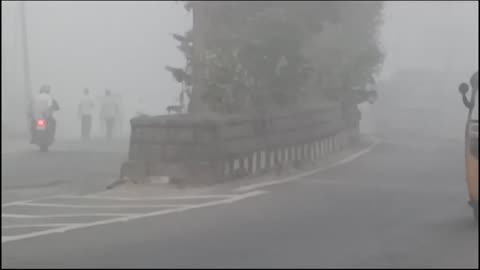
[1, 139, 128, 203]
[2, 137, 478, 268]
[2, 0, 478, 268]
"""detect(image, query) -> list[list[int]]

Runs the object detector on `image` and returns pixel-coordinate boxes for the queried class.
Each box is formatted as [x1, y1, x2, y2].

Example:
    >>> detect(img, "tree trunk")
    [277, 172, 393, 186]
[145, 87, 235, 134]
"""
[190, 2, 210, 114]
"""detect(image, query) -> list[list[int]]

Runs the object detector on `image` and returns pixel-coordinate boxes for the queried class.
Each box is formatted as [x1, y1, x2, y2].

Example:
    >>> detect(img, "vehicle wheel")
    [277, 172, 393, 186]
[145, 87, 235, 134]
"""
[39, 144, 49, 152]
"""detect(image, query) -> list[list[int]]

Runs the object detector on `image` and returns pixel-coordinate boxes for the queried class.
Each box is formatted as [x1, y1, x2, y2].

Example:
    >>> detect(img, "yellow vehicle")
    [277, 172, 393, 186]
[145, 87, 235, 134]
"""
[458, 71, 478, 221]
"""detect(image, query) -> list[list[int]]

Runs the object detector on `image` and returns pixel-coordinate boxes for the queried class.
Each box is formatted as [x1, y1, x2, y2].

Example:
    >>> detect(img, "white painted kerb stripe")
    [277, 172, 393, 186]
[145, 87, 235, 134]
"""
[234, 140, 379, 193]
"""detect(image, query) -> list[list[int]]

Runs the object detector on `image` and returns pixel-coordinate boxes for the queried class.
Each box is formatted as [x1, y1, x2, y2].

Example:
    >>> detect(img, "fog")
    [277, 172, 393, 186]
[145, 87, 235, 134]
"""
[2, 1, 478, 141]
[2, 1, 192, 139]
[376, 1, 478, 142]
[381, 1, 478, 79]
[1, 3, 479, 266]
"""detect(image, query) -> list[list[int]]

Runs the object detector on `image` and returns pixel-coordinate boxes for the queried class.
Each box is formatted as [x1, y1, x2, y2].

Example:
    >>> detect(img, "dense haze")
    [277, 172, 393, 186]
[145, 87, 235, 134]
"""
[2, 1, 478, 140]
[380, 1, 478, 79]
[2, 1, 192, 138]
[1, 3, 479, 266]
[378, 1, 478, 141]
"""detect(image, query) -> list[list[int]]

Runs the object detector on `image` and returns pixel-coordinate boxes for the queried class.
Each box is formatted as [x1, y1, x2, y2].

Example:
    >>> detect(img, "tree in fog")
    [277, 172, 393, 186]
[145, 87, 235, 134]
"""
[167, 1, 385, 114]
[304, 1, 384, 103]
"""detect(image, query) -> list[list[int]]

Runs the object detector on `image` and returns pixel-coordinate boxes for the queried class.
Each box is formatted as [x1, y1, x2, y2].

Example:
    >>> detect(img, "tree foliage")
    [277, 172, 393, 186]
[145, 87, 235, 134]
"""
[166, 1, 385, 114]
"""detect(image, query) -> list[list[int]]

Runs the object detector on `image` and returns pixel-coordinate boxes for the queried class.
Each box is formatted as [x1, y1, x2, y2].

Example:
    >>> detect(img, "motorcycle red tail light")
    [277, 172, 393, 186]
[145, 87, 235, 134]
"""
[37, 119, 46, 127]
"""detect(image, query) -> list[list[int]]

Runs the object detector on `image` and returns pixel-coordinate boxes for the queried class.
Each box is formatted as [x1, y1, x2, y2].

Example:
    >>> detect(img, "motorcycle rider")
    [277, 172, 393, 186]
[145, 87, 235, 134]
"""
[30, 85, 59, 143]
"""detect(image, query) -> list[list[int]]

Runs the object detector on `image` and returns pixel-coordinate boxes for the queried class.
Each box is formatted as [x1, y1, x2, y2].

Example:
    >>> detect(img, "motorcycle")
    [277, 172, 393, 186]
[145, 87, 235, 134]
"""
[32, 117, 55, 152]
[31, 98, 59, 152]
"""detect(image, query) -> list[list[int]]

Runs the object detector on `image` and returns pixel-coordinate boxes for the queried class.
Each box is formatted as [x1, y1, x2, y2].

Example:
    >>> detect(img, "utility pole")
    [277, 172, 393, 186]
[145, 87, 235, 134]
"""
[1, 5, 6, 141]
[442, 1, 455, 137]
[19, 1, 33, 136]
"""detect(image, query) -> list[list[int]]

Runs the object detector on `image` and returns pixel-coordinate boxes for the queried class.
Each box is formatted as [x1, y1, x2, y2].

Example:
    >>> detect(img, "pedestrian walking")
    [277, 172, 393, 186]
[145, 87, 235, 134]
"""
[100, 89, 120, 140]
[78, 88, 95, 140]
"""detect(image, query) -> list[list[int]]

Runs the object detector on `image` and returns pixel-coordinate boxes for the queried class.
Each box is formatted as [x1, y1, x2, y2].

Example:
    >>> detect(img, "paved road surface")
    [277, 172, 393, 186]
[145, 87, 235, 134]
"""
[2, 137, 478, 268]
[2, 139, 128, 203]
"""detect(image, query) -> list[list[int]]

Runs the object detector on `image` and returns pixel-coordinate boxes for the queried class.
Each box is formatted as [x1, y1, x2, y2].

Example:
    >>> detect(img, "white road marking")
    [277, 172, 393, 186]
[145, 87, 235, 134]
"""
[2, 200, 32, 207]
[2, 213, 134, 218]
[2, 190, 267, 244]
[2, 194, 72, 207]
[126, 190, 268, 220]
[54, 194, 236, 201]
[2, 214, 40, 218]
[16, 202, 192, 209]
[234, 140, 379, 193]
[2, 224, 81, 229]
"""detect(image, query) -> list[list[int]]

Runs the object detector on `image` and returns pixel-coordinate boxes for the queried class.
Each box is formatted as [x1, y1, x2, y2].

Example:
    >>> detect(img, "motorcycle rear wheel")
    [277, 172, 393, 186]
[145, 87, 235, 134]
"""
[39, 144, 49, 152]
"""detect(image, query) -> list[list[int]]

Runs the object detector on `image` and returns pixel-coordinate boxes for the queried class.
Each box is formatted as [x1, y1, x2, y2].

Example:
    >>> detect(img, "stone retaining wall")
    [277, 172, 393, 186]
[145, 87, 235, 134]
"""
[122, 103, 357, 186]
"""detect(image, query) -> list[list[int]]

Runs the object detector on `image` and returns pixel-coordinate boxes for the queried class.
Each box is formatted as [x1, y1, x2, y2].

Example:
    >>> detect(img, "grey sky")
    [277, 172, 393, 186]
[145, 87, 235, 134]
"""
[25, 1, 192, 113]
[380, 1, 478, 79]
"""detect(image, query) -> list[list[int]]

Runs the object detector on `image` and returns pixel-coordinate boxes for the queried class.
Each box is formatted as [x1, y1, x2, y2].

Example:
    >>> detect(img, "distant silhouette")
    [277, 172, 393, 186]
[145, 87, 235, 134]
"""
[100, 89, 120, 140]
[78, 88, 95, 140]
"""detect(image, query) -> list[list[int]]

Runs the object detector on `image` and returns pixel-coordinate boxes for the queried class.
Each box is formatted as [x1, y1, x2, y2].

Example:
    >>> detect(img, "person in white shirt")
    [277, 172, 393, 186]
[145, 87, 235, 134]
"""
[32, 85, 53, 120]
[78, 88, 95, 140]
[100, 89, 120, 139]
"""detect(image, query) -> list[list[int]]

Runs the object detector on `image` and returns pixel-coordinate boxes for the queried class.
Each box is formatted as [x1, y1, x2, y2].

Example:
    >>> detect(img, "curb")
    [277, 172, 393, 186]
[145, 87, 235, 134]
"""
[104, 137, 377, 193]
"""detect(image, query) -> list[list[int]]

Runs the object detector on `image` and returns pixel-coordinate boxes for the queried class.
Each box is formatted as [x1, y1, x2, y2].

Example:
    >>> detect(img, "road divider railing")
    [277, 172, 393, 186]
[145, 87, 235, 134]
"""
[120, 103, 358, 186]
